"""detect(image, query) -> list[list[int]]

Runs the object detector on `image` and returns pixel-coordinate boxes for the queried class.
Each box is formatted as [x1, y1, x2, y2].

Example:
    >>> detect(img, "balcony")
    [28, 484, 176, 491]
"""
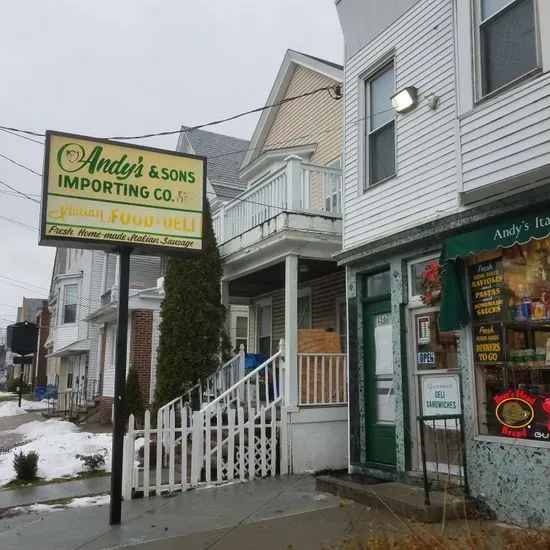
[212, 156, 342, 246]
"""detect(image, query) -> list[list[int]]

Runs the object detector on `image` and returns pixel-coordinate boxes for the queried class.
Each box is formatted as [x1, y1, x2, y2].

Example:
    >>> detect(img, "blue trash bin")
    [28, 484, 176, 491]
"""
[35, 387, 46, 401]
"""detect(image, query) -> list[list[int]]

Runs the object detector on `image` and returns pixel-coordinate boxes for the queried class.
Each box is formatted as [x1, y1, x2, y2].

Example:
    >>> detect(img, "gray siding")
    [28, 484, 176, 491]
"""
[342, 0, 457, 250]
[249, 271, 346, 353]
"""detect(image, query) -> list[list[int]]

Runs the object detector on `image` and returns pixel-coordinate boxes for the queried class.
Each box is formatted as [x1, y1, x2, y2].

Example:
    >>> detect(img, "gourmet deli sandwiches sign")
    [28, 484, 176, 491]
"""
[39, 131, 205, 254]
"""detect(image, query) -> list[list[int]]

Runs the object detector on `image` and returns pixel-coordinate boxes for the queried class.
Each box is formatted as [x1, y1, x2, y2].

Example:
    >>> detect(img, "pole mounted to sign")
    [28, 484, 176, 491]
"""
[110, 247, 130, 525]
[38, 130, 206, 526]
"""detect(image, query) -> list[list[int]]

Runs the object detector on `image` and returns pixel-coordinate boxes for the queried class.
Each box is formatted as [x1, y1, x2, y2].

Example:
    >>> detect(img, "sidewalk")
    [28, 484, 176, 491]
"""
[0, 475, 495, 550]
[0, 475, 111, 510]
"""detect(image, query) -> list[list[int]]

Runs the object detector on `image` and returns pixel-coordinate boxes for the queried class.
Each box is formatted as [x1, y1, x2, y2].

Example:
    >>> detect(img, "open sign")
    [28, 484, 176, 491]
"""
[417, 352, 435, 365]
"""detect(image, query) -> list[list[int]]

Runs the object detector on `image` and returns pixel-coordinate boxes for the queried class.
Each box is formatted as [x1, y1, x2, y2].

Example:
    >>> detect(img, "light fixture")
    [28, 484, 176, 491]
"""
[299, 264, 309, 274]
[391, 86, 418, 114]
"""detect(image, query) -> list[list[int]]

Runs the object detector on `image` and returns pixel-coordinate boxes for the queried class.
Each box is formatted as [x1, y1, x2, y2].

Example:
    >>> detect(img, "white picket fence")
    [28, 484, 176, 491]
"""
[122, 342, 286, 499]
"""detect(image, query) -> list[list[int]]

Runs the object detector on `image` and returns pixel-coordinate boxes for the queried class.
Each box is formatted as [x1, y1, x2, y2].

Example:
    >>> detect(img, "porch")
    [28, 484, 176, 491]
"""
[225, 257, 348, 473]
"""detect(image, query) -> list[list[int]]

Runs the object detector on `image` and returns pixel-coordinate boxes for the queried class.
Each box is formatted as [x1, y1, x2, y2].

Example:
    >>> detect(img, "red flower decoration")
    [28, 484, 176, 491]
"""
[420, 261, 442, 306]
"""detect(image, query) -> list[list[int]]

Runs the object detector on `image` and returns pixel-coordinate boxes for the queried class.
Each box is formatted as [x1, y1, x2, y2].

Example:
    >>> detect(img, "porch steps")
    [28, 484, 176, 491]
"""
[316, 475, 473, 523]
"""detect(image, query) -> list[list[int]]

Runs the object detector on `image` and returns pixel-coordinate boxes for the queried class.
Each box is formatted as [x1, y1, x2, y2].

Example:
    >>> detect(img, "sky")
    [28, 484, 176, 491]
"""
[0, 0, 343, 333]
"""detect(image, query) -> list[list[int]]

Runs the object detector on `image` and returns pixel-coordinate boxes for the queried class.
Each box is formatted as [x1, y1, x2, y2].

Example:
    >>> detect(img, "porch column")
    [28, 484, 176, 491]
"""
[100, 252, 108, 295]
[285, 155, 303, 211]
[221, 280, 230, 334]
[284, 254, 299, 407]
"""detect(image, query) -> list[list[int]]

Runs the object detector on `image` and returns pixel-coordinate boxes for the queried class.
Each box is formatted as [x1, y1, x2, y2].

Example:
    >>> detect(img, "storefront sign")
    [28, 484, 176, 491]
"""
[40, 131, 205, 254]
[494, 390, 536, 438]
[473, 323, 504, 363]
[422, 375, 461, 417]
[470, 260, 505, 320]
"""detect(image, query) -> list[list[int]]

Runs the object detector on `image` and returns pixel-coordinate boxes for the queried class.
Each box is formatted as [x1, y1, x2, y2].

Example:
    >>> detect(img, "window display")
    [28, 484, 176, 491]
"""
[470, 241, 550, 441]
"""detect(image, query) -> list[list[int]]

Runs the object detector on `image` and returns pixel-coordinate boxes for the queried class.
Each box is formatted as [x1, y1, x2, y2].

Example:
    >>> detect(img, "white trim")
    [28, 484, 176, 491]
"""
[240, 50, 342, 172]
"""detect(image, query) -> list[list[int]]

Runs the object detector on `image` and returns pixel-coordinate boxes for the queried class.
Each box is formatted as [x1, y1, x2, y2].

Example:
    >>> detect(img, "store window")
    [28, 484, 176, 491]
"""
[470, 241, 550, 441]
[409, 256, 439, 300]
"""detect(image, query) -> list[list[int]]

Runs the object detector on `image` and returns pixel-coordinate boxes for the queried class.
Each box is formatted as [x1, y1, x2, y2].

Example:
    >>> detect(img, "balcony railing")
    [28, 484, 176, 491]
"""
[212, 156, 342, 245]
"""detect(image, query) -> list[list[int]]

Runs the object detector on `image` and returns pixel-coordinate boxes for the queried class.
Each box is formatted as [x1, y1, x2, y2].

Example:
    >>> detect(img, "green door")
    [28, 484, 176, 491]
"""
[363, 299, 397, 466]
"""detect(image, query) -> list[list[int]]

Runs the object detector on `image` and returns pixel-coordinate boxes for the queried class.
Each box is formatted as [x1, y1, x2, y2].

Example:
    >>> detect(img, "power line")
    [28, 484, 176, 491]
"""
[0, 179, 40, 203]
[0, 83, 340, 142]
[0, 127, 44, 145]
[0, 274, 49, 293]
[0, 153, 42, 176]
[0, 215, 38, 232]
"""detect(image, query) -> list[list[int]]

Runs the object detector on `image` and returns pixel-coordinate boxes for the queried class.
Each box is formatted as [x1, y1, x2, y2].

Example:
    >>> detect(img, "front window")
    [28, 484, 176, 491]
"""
[477, 0, 537, 97]
[365, 63, 395, 188]
[63, 285, 77, 324]
[235, 315, 248, 352]
[470, 242, 550, 441]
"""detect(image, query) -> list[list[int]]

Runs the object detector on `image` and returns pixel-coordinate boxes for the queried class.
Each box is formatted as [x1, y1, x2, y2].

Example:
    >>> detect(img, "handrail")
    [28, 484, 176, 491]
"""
[200, 350, 282, 417]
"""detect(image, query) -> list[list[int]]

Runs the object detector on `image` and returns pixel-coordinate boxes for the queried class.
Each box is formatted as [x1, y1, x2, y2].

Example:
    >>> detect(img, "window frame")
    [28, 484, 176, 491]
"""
[473, 0, 541, 101]
[407, 254, 441, 304]
[363, 60, 396, 191]
[256, 297, 273, 355]
[62, 284, 78, 325]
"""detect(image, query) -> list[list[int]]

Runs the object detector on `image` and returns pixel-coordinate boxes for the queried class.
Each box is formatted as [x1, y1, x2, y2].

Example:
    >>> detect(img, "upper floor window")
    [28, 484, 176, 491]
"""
[477, 0, 538, 97]
[63, 285, 78, 324]
[365, 62, 395, 188]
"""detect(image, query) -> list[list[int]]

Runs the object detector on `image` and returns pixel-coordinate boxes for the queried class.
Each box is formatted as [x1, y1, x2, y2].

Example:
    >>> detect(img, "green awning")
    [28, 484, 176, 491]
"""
[438, 210, 550, 332]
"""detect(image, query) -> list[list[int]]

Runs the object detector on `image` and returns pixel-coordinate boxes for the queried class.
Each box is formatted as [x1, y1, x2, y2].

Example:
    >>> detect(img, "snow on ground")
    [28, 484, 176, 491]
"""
[0, 402, 27, 417]
[0, 399, 50, 418]
[0, 391, 15, 398]
[0, 420, 112, 485]
[12, 494, 110, 515]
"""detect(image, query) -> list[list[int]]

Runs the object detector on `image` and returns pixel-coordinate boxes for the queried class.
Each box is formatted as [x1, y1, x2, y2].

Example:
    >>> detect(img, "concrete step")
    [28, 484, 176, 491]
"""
[316, 474, 473, 523]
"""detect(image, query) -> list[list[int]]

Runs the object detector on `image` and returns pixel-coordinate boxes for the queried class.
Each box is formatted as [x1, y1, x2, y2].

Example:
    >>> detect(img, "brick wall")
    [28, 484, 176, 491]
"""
[129, 310, 153, 408]
[99, 396, 113, 425]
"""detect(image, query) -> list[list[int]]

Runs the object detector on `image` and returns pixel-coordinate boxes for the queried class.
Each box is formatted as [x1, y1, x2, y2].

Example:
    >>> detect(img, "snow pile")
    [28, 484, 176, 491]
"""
[0, 420, 112, 485]
[13, 494, 110, 515]
[0, 391, 16, 398]
[20, 398, 50, 411]
[0, 399, 50, 417]
[0, 401, 28, 417]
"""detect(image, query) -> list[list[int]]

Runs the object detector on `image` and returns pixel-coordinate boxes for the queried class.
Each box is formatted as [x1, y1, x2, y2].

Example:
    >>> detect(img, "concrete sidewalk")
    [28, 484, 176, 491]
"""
[0, 475, 495, 550]
[0, 475, 111, 510]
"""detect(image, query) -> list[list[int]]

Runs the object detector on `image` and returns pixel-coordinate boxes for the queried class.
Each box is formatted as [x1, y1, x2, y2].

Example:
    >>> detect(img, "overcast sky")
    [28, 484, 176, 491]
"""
[0, 0, 342, 332]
